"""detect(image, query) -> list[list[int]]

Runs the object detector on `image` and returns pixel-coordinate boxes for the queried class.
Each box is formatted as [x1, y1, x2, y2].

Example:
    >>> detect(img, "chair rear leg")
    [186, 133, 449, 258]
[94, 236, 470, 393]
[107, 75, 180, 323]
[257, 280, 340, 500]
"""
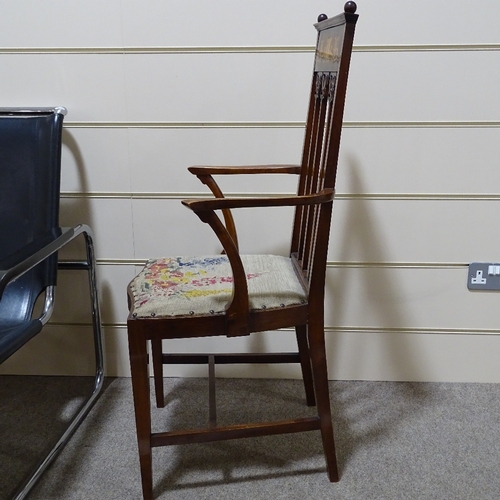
[295, 324, 316, 406]
[151, 338, 165, 408]
[129, 330, 154, 500]
[307, 321, 339, 482]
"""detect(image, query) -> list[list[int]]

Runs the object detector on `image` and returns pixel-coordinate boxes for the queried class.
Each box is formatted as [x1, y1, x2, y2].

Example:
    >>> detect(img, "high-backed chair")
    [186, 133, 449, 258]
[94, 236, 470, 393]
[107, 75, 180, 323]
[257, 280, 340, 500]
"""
[0, 107, 105, 500]
[127, 4, 358, 499]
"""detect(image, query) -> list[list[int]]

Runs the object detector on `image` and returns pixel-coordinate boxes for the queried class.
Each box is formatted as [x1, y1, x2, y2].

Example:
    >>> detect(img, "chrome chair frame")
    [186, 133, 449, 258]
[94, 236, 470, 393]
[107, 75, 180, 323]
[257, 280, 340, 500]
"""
[0, 107, 105, 499]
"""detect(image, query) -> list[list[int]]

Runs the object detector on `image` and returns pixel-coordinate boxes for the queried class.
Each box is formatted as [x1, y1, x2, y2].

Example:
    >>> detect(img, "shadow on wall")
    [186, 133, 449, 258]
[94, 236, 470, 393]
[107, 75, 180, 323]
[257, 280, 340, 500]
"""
[327, 154, 422, 381]
[58, 130, 115, 372]
[60, 129, 93, 259]
[325, 156, 433, 470]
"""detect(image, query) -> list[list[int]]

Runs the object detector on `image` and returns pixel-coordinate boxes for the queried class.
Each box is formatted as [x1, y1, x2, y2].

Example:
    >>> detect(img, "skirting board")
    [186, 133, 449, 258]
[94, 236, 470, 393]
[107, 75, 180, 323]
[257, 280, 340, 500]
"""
[1, 325, 499, 383]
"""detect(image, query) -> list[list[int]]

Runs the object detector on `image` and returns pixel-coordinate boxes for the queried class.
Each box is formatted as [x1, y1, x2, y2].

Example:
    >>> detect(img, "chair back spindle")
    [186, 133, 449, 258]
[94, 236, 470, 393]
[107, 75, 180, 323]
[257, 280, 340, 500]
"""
[292, 5, 357, 288]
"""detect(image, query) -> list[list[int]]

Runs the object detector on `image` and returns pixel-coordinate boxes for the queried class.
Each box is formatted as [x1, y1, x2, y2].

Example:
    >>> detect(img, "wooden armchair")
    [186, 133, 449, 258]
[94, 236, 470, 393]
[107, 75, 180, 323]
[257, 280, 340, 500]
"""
[127, 4, 358, 499]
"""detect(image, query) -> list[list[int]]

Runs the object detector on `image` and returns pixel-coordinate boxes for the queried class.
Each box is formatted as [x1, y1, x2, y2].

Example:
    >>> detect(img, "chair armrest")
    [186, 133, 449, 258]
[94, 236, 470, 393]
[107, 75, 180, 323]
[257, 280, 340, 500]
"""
[188, 165, 302, 249]
[186, 164, 310, 275]
[181, 189, 334, 213]
[188, 164, 301, 176]
[0, 224, 92, 299]
[181, 189, 333, 337]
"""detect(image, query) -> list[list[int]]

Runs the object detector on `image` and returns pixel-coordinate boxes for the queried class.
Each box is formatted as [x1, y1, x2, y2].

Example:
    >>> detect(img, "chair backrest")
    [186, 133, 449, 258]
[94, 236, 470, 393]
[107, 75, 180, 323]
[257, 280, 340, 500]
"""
[291, 3, 358, 294]
[0, 108, 66, 324]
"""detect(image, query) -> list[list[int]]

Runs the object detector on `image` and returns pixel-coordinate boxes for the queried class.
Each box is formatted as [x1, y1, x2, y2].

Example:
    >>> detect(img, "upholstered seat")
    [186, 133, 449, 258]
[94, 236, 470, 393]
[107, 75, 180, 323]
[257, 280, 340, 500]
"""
[129, 255, 307, 318]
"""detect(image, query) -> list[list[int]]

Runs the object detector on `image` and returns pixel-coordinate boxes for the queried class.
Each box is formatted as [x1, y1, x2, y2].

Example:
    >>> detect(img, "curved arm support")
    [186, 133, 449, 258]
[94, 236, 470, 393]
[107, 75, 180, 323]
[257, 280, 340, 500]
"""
[183, 189, 334, 337]
[196, 174, 239, 251]
[194, 210, 249, 337]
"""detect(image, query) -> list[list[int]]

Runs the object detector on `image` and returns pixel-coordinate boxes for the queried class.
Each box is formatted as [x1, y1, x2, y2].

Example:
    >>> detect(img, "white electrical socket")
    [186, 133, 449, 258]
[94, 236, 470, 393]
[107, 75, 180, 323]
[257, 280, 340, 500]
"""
[471, 270, 486, 285]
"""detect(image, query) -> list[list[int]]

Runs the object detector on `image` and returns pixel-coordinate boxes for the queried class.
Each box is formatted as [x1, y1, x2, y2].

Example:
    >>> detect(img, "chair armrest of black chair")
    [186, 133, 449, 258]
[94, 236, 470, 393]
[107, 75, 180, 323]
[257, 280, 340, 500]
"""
[0, 224, 93, 300]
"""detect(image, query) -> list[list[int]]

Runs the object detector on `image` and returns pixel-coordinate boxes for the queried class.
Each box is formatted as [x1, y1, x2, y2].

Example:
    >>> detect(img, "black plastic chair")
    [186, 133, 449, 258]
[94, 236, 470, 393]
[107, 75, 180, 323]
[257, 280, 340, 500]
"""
[0, 107, 105, 499]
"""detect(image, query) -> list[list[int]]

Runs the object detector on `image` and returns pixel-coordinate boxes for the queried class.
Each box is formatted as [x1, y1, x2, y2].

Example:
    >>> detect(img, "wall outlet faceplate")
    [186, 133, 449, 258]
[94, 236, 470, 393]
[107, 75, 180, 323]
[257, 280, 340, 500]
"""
[468, 262, 500, 290]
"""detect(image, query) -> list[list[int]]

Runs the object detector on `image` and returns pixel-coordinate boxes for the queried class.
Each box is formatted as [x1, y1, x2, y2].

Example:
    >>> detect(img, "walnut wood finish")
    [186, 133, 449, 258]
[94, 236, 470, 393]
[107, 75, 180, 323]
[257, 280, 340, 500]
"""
[127, 4, 358, 499]
[182, 188, 333, 212]
[188, 164, 302, 175]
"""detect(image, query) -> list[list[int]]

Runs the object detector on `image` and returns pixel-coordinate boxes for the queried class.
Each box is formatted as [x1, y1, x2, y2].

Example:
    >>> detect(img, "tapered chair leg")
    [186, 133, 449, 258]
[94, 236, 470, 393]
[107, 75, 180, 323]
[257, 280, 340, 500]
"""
[307, 322, 339, 482]
[296, 324, 316, 406]
[128, 331, 154, 500]
[151, 338, 165, 408]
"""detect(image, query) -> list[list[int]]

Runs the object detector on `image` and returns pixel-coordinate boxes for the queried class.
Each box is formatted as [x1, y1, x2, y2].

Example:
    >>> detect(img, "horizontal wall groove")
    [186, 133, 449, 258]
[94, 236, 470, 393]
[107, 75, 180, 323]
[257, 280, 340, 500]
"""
[337, 194, 500, 201]
[0, 46, 314, 55]
[345, 121, 500, 129]
[46, 321, 500, 336]
[63, 120, 500, 129]
[90, 258, 468, 270]
[96, 258, 147, 266]
[326, 326, 500, 336]
[48, 321, 126, 328]
[61, 191, 500, 201]
[327, 262, 467, 269]
[355, 43, 500, 53]
[61, 191, 300, 199]
[2, 43, 500, 55]
[65, 121, 305, 129]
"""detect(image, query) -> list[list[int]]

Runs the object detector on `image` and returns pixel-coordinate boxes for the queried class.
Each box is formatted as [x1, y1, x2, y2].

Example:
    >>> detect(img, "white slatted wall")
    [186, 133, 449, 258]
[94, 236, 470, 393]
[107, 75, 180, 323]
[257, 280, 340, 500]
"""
[1, 0, 500, 382]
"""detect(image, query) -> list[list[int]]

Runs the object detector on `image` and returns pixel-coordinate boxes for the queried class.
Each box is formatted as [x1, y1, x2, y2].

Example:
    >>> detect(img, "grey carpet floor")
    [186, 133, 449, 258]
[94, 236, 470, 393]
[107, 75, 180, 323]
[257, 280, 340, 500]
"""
[1, 376, 500, 500]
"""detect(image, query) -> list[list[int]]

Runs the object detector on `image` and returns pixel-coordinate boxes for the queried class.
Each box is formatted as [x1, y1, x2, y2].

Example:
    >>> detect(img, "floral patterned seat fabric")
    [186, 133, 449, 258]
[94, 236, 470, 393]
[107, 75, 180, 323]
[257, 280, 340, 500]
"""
[129, 254, 308, 319]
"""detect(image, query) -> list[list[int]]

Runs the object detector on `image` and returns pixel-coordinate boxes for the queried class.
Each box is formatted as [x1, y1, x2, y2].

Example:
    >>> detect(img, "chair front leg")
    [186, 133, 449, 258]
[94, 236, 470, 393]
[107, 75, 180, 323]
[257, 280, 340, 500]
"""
[128, 327, 154, 500]
[151, 338, 165, 408]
